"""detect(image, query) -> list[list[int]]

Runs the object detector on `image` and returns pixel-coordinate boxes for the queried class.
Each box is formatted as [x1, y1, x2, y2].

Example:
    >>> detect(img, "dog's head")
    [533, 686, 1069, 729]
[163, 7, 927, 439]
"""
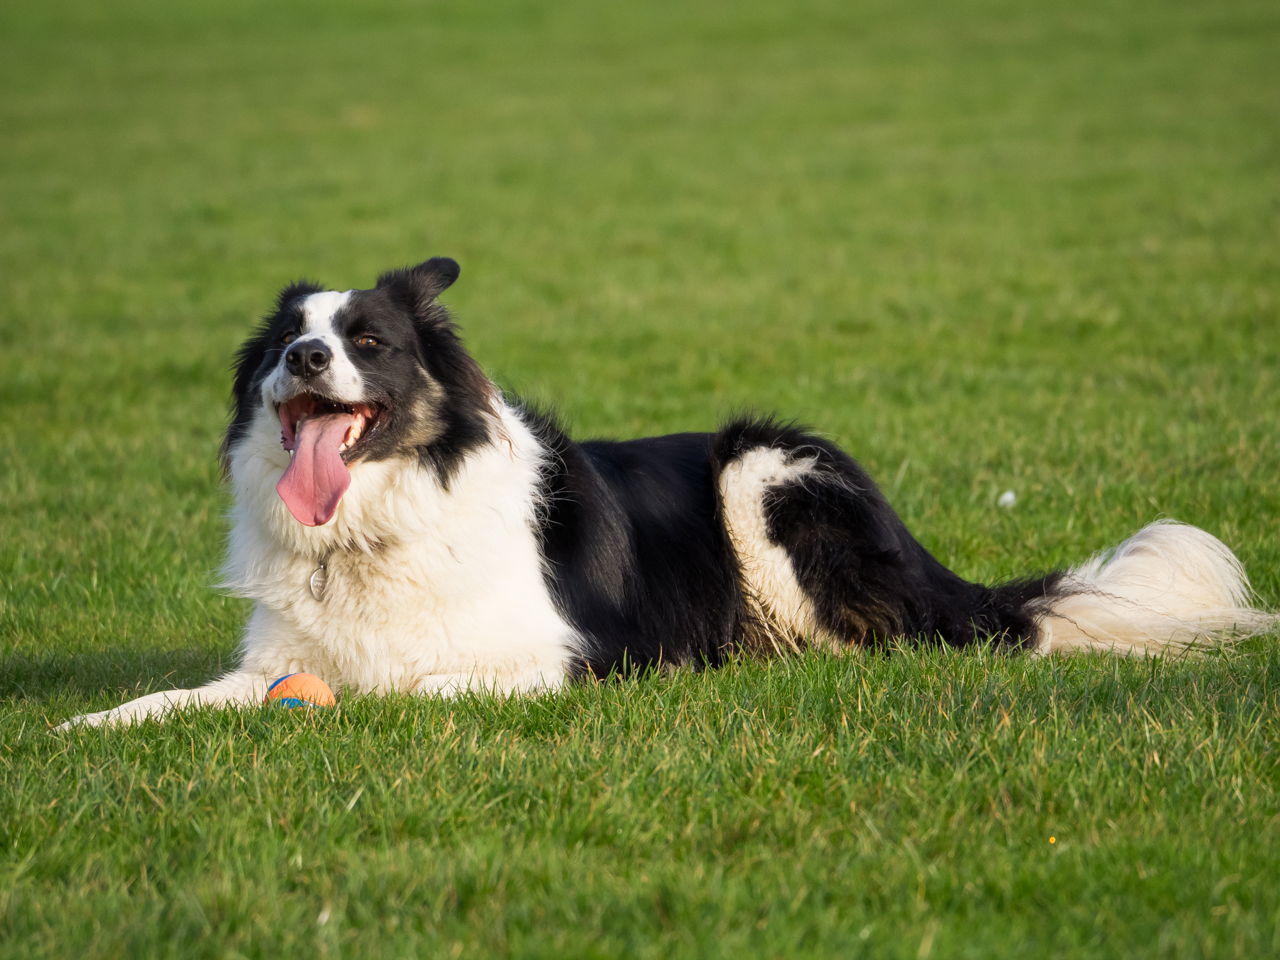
[223, 257, 495, 527]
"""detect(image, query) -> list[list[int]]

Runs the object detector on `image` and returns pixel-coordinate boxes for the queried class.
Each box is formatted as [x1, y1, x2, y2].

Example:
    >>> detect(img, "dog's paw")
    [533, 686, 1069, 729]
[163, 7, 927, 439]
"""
[53, 698, 167, 731]
[53, 708, 124, 731]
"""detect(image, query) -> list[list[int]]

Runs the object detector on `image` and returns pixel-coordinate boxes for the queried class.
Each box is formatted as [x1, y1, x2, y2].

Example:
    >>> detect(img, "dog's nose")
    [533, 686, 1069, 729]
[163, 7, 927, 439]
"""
[285, 341, 332, 379]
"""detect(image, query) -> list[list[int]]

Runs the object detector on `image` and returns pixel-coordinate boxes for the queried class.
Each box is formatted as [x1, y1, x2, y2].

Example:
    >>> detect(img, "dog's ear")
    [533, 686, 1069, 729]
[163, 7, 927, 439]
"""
[376, 257, 460, 315]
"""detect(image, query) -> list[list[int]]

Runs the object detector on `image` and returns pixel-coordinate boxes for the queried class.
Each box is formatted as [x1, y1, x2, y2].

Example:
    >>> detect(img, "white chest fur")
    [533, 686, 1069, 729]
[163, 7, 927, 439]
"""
[222, 402, 577, 695]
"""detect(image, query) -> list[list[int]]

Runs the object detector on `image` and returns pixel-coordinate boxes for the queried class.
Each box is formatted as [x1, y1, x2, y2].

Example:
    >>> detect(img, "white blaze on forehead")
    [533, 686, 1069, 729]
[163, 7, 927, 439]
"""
[301, 290, 354, 334]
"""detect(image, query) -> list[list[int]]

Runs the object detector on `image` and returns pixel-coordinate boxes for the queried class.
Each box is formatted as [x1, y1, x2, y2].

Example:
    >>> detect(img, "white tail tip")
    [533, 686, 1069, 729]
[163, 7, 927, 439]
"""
[1036, 520, 1277, 656]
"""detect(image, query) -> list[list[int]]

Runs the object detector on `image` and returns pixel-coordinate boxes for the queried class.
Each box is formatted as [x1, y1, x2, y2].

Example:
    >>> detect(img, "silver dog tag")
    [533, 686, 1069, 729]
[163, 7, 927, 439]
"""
[309, 562, 328, 602]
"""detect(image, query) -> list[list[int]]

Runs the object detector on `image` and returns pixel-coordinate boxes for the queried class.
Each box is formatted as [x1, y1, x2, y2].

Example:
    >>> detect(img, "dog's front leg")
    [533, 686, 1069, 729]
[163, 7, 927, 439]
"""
[54, 670, 272, 730]
[55, 605, 330, 730]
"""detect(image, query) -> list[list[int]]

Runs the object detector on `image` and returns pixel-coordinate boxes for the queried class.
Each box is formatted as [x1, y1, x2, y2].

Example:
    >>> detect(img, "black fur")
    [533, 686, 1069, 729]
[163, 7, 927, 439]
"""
[377, 256, 461, 309]
[525, 411, 1066, 673]
[522, 408, 751, 676]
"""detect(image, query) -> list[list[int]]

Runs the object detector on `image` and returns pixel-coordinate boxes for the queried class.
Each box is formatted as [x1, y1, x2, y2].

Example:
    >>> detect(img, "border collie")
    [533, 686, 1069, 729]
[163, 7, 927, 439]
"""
[61, 257, 1276, 727]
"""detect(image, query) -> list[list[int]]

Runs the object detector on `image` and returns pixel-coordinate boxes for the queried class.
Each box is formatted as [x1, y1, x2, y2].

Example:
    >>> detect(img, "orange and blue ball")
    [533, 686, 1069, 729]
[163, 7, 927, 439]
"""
[264, 673, 337, 709]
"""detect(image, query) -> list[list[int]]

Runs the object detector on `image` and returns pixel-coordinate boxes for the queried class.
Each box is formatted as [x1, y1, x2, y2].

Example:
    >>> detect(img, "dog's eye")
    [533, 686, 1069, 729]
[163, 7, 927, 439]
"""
[355, 335, 380, 347]
[280, 331, 298, 346]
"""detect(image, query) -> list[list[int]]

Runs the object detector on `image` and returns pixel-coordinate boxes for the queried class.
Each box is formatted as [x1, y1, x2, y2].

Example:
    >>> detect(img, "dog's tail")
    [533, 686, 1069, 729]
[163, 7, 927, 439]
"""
[1022, 520, 1276, 656]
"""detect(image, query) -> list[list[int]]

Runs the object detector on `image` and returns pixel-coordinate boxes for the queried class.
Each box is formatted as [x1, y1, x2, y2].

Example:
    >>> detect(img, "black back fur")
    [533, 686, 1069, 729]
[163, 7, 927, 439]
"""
[525, 410, 1066, 675]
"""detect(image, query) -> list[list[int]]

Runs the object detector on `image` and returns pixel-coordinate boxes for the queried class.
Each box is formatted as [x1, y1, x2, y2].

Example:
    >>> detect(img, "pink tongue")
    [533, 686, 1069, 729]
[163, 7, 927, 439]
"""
[276, 413, 354, 526]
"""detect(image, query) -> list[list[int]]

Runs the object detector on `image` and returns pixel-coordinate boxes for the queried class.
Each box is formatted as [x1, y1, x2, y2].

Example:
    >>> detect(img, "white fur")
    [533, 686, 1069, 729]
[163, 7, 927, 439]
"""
[54, 672, 272, 729]
[1035, 520, 1278, 656]
[719, 447, 826, 651]
[61, 390, 579, 728]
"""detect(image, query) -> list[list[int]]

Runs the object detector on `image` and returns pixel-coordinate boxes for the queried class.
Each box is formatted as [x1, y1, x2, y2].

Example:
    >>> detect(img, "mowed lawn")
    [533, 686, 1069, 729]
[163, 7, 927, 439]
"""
[2, 0, 1279, 956]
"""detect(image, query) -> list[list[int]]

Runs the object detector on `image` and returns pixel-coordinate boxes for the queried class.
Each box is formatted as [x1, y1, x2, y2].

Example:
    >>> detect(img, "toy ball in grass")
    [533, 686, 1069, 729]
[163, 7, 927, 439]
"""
[264, 673, 336, 709]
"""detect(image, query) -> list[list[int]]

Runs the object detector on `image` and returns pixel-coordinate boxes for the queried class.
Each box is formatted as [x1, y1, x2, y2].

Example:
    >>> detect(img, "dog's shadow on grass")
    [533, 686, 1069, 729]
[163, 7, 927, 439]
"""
[1, 648, 230, 706]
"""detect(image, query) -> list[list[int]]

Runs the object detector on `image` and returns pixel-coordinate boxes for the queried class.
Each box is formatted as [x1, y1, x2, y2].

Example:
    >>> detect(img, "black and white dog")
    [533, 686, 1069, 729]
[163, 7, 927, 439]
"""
[64, 258, 1275, 727]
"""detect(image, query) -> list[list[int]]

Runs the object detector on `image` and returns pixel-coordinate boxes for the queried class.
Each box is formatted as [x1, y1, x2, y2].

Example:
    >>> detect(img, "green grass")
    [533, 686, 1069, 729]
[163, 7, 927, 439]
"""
[2, 0, 1278, 956]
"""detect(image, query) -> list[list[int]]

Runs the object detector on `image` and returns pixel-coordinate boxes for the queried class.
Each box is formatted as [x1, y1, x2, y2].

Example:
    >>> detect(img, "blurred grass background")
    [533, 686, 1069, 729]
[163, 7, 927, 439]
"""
[1, 0, 1278, 956]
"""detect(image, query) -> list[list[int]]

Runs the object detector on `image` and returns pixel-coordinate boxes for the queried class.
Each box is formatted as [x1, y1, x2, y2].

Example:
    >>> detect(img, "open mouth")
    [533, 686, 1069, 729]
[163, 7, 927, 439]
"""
[274, 393, 387, 527]
[277, 393, 384, 460]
